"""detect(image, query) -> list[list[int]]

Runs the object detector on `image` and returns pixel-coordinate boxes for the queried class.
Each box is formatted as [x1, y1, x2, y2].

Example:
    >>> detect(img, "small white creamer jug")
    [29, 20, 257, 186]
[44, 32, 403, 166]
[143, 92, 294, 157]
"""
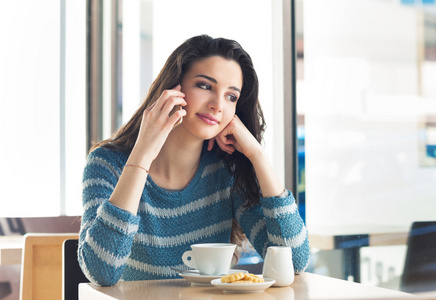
[262, 246, 294, 286]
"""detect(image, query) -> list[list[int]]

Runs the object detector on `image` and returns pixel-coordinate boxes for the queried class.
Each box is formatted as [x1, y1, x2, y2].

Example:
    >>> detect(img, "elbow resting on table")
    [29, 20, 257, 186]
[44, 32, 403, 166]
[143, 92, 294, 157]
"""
[294, 235, 311, 274]
[78, 244, 125, 286]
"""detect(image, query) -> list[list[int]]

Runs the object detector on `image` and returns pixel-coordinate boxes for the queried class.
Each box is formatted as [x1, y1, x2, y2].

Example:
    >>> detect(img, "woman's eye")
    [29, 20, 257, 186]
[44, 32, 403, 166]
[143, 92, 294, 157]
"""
[197, 83, 212, 90]
[226, 94, 238, 102]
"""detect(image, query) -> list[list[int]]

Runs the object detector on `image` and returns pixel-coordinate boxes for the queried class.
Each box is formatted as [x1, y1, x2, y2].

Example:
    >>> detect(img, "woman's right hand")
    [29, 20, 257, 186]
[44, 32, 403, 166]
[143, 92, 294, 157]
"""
[132, 85, 187, 166]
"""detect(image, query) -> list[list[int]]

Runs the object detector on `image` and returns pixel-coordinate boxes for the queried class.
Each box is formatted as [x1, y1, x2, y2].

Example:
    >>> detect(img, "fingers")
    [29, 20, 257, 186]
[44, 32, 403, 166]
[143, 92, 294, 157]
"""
[216, 136, 235, 155]
[207, 138, 216, 151]
[169, 106, 186, 128]
[144, 85, 187, 129]
[215, 127, 236, 155]
[151, 85, 186, 111]
[214, 115, 257, 156]
[161, 87, 186, 111]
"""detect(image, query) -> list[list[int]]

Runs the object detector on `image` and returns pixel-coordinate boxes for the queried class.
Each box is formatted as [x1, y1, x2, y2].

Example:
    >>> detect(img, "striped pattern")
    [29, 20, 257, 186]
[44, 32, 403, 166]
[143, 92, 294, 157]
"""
[78, 145, 310, 286]
[133, 219, 232, 248]
[137, 188, 231, 218]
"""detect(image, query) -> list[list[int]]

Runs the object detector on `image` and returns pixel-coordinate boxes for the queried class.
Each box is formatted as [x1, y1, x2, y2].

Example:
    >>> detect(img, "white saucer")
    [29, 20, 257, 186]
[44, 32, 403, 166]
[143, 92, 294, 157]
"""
[211, 278, 276, 293]
[179, 269, 248, 285]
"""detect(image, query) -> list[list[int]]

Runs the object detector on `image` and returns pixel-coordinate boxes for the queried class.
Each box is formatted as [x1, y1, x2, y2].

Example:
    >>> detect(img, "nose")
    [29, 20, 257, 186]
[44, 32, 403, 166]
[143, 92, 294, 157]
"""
[208, 93, 223, 113]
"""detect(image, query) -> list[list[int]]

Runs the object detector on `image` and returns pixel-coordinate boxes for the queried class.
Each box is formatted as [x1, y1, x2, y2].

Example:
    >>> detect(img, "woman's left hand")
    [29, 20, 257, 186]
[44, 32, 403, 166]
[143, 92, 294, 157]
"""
[207, 115, 261, 160]
[209, 115, 284, 198]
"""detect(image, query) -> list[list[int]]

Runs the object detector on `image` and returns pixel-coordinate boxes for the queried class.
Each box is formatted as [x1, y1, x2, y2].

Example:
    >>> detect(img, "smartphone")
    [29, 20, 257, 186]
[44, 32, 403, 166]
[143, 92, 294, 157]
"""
[170, 105, 183, 128]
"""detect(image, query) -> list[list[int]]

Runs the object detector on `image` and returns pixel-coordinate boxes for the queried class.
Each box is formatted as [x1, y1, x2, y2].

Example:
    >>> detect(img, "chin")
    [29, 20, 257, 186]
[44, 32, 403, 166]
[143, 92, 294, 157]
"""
[200, 134, 217, 141]
[196, 131, 219, 141]
[189, 127, 218, 140]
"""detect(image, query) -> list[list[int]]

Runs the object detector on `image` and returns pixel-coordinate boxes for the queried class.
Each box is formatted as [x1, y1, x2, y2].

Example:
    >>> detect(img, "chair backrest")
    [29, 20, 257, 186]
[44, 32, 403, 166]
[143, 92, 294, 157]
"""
[62, 239, 89, 300]
[19, 233, 79, 300]
[400, 221, 436, 293]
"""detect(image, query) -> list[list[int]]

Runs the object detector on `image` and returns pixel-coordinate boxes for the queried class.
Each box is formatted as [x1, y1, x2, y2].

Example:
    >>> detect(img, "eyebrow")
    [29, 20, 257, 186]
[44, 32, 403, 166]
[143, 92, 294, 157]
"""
[194, 74, 241, 93]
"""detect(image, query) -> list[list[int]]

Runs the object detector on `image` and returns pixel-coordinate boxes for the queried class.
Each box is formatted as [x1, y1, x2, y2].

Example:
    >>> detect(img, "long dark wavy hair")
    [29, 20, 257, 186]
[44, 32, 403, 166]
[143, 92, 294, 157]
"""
[92, 34, 266, 245]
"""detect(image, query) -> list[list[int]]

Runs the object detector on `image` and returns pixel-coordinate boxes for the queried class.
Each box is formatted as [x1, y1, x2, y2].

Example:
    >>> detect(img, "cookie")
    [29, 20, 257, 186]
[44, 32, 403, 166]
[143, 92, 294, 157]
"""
[222, 272, 264, 284]
[243, 273, 264, 283]
[221, 272, 246, 283]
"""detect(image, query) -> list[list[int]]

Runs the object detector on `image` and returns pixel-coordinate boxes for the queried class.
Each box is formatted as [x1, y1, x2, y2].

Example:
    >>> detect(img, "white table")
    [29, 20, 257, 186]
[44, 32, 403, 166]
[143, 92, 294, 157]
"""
[79, 272, 419, 300]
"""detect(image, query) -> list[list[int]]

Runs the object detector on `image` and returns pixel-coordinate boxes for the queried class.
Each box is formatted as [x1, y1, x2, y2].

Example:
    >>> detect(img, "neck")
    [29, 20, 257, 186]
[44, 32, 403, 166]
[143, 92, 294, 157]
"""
[149, 128, 204, 190]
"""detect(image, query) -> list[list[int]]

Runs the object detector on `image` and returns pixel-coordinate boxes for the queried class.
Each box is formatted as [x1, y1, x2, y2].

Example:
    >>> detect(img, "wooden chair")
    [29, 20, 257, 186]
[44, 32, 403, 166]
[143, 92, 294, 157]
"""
[19, 233, 78, 300]
[62, 239, 89, 300]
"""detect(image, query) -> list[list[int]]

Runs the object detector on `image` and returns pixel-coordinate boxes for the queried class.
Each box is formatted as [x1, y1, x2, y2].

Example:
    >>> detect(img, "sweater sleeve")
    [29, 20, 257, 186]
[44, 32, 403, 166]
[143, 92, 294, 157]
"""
[233, 190, 310, 274]
[78, 148, 140, 286]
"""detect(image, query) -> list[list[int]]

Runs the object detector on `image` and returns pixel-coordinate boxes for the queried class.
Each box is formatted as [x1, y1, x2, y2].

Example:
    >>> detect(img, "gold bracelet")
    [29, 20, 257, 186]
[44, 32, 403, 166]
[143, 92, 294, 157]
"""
[124, 164, 149, 173]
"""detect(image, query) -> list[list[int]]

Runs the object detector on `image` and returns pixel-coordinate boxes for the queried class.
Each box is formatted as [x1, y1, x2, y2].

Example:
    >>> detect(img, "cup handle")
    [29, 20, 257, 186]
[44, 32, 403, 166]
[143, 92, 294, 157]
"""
[182, 250, 197, 269]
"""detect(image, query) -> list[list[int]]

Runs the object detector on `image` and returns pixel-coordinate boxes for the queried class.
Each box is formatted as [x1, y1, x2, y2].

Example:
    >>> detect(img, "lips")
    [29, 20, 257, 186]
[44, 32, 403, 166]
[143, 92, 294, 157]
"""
[196, 113, 219, 125]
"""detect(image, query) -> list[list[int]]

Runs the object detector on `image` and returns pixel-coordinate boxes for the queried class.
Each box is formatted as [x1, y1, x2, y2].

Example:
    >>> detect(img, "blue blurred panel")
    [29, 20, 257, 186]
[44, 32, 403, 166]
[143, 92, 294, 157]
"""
[426, 145, 436, 158]
[238, 249, 263, 265]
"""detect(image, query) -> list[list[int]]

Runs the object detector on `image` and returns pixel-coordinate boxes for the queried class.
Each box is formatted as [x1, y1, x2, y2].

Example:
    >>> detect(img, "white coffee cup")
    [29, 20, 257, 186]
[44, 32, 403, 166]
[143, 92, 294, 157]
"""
[181, 243, 236, 275]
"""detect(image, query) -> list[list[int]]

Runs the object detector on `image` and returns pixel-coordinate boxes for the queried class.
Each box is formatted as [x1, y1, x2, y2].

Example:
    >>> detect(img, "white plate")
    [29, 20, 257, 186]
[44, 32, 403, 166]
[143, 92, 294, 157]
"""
[210, 278, 276, 293]
[179, 269, 248, 285]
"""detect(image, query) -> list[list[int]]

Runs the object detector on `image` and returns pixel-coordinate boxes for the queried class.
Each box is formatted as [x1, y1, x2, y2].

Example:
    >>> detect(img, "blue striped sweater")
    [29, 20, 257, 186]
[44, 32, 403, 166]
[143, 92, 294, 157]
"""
[78, 145, 310, 286]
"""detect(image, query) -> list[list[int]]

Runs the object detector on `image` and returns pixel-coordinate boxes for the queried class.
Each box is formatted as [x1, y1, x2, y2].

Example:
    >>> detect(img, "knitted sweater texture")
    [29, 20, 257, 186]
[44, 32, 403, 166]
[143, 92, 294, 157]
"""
[78, 146, 310, 286]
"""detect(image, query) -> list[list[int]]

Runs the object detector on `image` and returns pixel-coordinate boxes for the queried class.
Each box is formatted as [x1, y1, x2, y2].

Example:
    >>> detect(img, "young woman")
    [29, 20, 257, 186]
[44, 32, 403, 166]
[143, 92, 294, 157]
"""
[78, 34, 310, 286]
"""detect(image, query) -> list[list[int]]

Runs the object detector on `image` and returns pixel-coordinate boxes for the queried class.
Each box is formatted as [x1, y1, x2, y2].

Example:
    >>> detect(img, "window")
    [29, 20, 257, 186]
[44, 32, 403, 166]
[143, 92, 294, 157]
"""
[0, 0, 86, 217]
[299, 0, 436, 292]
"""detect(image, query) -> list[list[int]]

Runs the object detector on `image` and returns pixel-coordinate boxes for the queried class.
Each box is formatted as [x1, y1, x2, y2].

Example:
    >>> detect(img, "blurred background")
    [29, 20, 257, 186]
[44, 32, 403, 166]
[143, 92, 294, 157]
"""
[1, 0, 436, 298]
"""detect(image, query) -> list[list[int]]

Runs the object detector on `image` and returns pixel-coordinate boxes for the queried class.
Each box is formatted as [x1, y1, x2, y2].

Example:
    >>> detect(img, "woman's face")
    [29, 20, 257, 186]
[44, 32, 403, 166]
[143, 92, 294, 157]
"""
[180, 56, 243, 140]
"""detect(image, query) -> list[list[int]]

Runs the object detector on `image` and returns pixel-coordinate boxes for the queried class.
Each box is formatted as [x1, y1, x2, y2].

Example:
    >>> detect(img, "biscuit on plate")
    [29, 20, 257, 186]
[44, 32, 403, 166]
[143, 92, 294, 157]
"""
[242, 273, 264, 283]
[220, 272, 245, 283]
[221, 272, 265, 284]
